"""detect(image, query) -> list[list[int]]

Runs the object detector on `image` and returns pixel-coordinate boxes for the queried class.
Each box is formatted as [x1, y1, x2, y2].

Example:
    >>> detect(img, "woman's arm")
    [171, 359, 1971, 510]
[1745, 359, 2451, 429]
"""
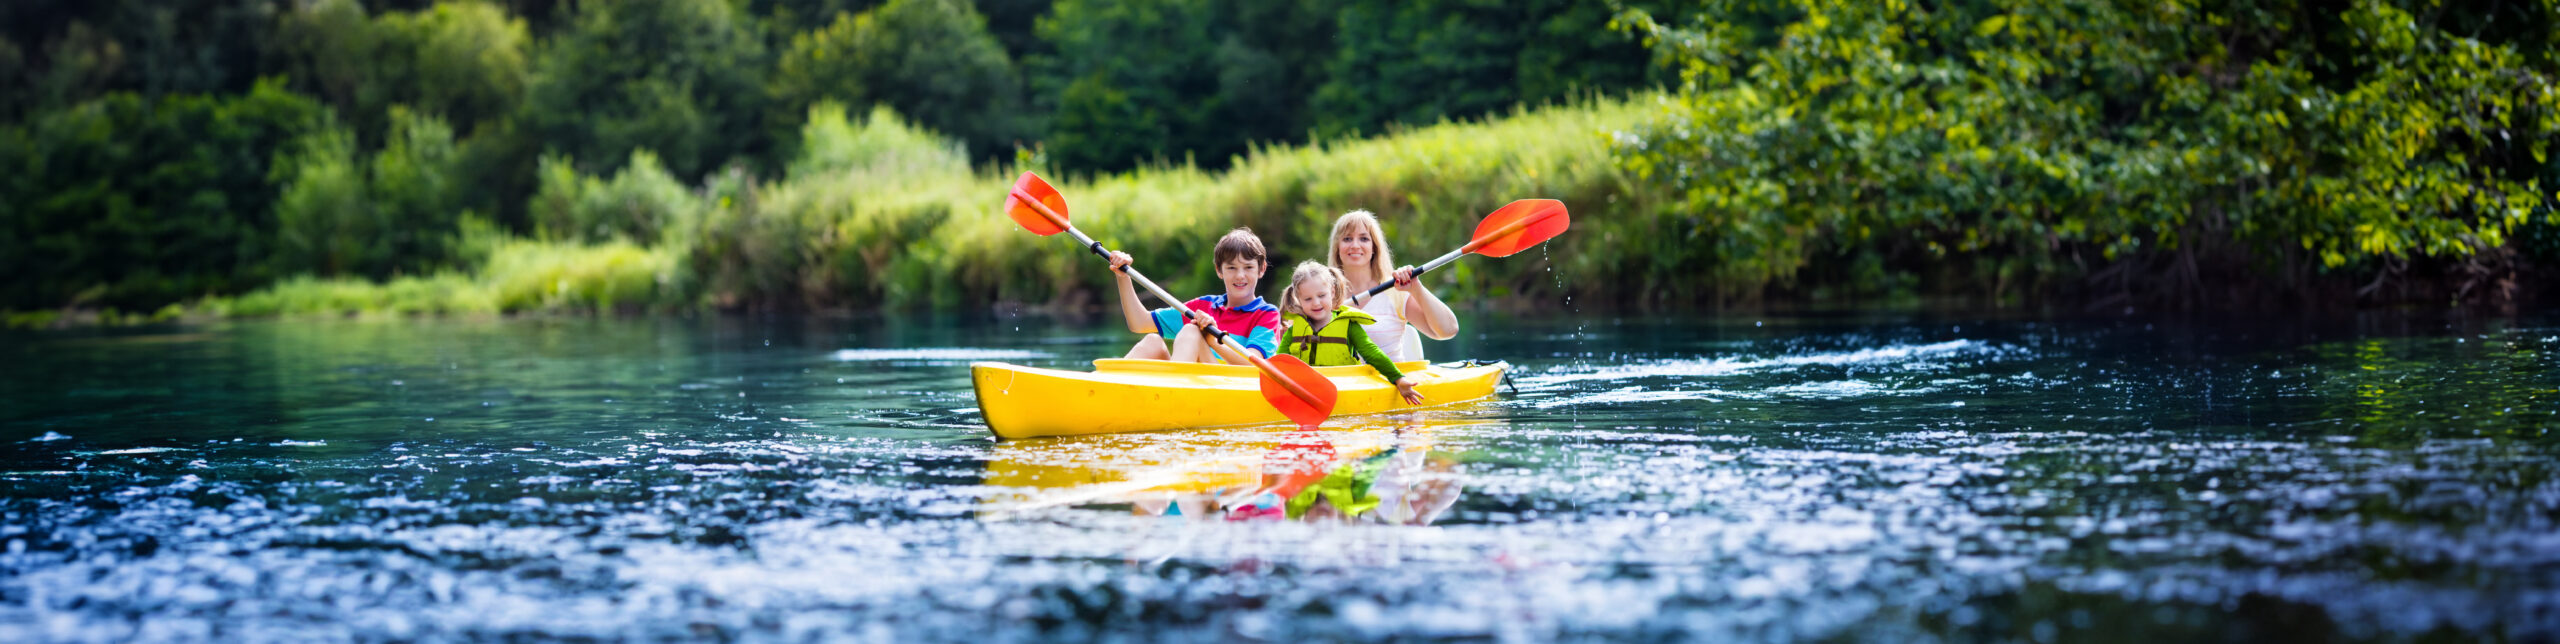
[1395, 266, 1460, 340]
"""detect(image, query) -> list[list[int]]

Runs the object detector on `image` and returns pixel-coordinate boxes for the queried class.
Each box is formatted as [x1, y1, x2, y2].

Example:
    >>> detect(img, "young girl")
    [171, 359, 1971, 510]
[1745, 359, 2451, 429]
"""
[1277, 261, 1425, 405]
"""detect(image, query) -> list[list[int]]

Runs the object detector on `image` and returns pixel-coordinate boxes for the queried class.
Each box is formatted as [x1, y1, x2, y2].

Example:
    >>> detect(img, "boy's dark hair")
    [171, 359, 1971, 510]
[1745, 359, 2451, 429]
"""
[1213, 227, 1267, 268]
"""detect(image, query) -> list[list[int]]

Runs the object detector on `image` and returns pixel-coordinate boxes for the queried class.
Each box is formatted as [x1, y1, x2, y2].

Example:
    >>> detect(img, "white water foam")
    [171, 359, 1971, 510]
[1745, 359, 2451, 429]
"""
[1527, 386, 1765, 409]
[829, 348, 1053, 362]
[1518, 340, 1990, 389]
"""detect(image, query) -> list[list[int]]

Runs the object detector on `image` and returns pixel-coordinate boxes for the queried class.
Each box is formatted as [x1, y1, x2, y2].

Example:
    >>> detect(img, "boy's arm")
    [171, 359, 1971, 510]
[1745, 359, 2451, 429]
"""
[1347, 324, 1406, 382]
[1107, 252, 1156, 335]
[1207, 334, 1259, 366]
[1203, 313, 1279, 365]
[1241, 314, 1281, 359]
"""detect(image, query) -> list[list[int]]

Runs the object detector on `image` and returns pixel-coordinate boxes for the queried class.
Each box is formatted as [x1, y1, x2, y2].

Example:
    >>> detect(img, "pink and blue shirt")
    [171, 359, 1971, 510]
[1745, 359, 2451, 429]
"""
[1151, 295, 1282, 359]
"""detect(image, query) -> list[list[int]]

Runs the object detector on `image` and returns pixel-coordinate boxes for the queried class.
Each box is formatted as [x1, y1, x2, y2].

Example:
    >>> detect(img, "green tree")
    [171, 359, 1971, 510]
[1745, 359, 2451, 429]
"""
[972, 0, 1053, 63]
[272, 126, 382, 278]
[0, 79, 329, 309]
[271, 107, 471, 280]
[518, 0, 768, 180]
[527, 150, 701, 245]
[271, 0, 378, 122]
[1032, 0, 1227, 173]
[1311, 0, 1514, 138]
[1612, 0, 2558, 306]
[755, 0, 885, 35]
[1310, 0, 1668, 139]
[770, 0, 1024, 161]
[375, 1, 533, 135]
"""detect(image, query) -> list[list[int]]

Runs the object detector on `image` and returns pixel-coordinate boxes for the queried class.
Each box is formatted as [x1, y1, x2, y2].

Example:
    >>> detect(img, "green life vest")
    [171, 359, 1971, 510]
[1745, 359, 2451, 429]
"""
[1281, 307, 1378, 367]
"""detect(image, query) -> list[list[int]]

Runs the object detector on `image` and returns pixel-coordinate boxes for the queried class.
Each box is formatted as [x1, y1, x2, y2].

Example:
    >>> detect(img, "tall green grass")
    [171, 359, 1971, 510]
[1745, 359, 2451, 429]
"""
[196, 95, 1662, 319]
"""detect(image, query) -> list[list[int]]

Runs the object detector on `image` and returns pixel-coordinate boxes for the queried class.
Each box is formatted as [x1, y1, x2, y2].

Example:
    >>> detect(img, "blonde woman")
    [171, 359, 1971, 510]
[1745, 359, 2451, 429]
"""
[1325, 210, 1459, 361]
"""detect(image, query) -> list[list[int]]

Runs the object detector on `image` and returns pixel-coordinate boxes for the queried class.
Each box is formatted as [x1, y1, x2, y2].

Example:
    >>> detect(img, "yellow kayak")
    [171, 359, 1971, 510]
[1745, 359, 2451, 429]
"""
[970, 359, 1507, 440]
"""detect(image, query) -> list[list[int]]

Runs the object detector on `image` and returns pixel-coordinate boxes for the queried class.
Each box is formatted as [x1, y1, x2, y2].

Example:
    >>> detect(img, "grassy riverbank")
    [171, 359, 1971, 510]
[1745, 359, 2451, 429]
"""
[157, 96, 1668, 320]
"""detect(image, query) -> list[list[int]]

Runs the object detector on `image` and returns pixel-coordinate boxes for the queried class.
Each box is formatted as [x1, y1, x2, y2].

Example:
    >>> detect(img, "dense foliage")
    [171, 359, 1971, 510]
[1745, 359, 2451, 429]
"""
[0, 0, 1665, 314]
[4, 0, 2555, 321]
[188, 95, 1651, 319]
[0, 80, 326, 309]
[1612, 0, 2560, 307]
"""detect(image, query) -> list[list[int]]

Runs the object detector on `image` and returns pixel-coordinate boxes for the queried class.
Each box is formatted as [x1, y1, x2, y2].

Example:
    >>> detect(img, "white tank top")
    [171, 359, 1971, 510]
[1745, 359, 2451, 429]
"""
[1356, 290, 1424, 362]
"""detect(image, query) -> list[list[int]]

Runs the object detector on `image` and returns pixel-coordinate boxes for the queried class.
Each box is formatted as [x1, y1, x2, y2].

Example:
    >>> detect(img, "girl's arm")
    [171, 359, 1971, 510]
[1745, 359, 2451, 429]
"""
[1351, 324, 1424, 404]
[1394, 266, 1460, 340]
[1346, 324, 1405, 382]
[1108, 252, 1155, 334]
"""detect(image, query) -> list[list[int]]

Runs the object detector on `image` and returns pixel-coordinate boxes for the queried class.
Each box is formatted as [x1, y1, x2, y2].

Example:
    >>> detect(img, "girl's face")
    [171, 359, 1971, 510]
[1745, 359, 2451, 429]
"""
[1292, 279, 1337, 317]
[1335, 226, 1375, 269]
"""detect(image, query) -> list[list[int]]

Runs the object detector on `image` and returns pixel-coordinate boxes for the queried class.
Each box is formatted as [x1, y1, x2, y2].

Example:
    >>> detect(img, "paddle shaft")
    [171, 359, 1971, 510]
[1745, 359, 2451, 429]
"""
[1350, 207, 1556, 305]
[1008, 190, 1328, 409]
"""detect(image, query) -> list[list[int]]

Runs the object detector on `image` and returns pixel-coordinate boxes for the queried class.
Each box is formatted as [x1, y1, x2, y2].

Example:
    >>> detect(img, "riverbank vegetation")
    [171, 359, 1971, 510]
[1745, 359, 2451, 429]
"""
[2, 0, 2555, 326]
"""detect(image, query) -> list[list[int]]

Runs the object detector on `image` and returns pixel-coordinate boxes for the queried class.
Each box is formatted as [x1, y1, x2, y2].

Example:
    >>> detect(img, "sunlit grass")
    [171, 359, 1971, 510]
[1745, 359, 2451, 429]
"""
[176, 94, 1664, 320]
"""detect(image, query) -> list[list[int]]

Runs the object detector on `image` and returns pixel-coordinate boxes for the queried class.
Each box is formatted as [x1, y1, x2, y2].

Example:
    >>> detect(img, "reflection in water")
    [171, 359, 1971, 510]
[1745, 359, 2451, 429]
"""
[981, 418, 1465, 526]
[0, 313, 2553, 640]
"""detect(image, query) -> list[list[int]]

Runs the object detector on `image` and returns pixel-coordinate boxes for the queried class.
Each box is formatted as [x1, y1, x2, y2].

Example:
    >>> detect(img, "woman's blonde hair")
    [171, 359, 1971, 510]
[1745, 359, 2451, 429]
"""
[1277, 260, 1348, 317]
[1326, 210, 1396, 284]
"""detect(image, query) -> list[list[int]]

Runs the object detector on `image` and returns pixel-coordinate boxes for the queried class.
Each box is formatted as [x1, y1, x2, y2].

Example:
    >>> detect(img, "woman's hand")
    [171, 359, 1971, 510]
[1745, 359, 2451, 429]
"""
[1394, 377, 1426, 405]
[1393, 265, 1421, 292]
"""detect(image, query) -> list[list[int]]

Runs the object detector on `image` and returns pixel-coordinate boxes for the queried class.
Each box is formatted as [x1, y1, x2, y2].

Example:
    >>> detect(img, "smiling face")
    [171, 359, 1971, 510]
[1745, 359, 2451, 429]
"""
[1216, 257, 1265, 303]
[1336, 227, 1374, 268]
[1327, 211, 1393, 281]
[1289, 275, 1338, 318]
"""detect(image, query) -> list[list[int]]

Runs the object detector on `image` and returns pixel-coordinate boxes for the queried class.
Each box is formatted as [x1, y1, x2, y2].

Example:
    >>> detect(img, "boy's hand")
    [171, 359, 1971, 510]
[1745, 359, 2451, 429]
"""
[1394, 377, 1426, 405]
[1106, 251, 1133, 274]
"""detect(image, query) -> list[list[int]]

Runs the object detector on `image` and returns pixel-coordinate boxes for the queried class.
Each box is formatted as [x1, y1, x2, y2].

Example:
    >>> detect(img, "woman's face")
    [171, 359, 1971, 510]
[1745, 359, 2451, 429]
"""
[1335, 225, 1375, 269]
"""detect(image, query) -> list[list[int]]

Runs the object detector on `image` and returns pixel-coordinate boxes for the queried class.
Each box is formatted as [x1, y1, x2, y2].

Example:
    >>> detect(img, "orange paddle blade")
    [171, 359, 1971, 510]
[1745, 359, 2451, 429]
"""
[1257, 354, 1337, 427]
[1467, 199, 1570, 257]
[1004, 171, 1069, 236]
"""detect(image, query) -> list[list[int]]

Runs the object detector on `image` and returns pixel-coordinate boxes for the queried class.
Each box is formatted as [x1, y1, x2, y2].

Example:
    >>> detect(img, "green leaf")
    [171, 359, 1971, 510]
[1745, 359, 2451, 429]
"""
[1975, 16, 2009, 38]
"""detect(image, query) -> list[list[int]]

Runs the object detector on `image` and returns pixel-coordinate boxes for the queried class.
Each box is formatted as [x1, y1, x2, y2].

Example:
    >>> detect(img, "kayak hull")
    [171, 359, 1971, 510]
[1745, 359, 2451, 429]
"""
[971, 359, 1505, 439]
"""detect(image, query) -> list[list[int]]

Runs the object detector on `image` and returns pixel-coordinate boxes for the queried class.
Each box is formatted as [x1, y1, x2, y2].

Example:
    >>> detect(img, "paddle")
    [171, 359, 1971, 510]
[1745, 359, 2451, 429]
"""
[1003, 171, 1339, 427]
[1350, 198, 1571, 305]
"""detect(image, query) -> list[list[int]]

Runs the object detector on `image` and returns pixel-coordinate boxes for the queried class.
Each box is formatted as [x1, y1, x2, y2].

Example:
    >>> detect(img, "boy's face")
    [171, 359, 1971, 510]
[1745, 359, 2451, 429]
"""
[1216, 257, 1264, 301]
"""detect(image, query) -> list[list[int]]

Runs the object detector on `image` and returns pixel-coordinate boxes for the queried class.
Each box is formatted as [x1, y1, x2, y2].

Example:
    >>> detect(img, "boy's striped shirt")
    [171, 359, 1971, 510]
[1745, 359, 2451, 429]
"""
[1150, 295, 1282, 359]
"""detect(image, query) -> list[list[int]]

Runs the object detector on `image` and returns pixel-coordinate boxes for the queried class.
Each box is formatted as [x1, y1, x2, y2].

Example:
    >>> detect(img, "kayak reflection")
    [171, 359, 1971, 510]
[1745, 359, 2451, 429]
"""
[980, 417, 1464, 525]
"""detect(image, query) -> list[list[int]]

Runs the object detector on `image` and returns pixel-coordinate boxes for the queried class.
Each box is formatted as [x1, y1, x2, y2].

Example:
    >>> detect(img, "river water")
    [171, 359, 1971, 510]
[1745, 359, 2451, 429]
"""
[1, 311, 2554, 641]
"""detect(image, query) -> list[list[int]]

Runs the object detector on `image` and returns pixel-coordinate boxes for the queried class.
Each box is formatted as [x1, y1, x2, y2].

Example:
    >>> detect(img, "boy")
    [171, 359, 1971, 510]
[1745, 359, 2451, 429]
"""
[1104, 227, 1281, 364]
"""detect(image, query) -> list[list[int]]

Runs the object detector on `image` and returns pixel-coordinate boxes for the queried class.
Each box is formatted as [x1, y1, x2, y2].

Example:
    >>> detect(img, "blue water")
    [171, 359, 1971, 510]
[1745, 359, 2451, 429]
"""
[2, 311, 2554, 641]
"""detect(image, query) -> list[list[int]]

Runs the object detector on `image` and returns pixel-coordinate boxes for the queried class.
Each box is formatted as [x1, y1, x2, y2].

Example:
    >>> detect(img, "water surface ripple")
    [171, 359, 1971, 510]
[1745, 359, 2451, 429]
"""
[2, 313, 2553, 641]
